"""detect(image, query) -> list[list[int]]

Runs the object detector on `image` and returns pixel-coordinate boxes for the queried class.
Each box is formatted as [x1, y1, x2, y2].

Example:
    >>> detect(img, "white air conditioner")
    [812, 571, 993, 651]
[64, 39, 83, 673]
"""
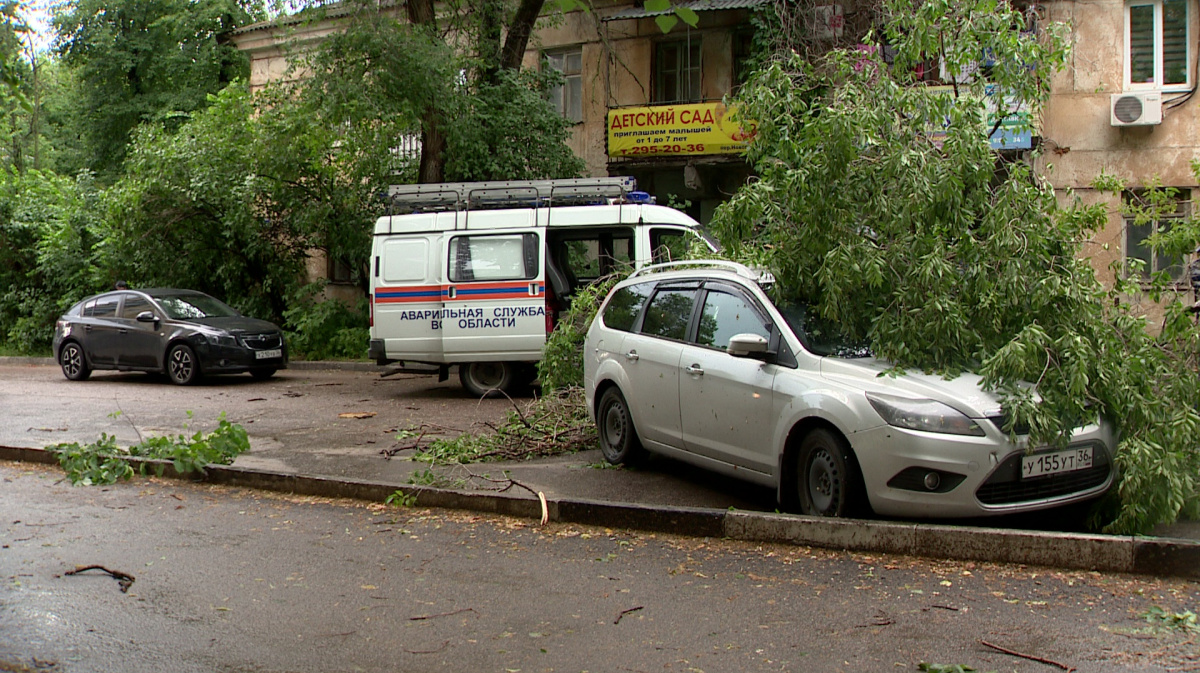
[1111, 92, 1163, 126]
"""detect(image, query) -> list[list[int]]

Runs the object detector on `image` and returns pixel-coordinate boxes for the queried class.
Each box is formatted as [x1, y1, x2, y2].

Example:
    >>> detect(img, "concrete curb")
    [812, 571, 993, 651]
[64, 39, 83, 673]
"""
[0, 356, 381, 371]
[4, 445, 1197, 580]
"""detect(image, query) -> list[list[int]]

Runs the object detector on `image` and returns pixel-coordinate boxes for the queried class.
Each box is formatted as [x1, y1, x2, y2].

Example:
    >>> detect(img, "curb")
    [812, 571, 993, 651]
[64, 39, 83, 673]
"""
[5, 445, 1197, 579]
[0, 356, 382, 372]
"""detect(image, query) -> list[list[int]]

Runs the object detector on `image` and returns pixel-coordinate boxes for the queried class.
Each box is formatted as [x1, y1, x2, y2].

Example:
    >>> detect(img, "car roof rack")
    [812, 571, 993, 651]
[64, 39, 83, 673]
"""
[628, 260, 776, 284]
[386, 177, 641, 213]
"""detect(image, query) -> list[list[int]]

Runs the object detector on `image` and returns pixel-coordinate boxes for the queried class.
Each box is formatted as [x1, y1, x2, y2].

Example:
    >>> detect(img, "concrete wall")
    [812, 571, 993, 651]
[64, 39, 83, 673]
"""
[1039, 0, 1199, 310]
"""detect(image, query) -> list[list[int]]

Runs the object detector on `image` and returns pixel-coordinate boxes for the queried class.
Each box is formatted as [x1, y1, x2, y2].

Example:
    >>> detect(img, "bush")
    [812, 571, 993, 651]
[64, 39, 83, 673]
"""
[283, 284, 370, 360]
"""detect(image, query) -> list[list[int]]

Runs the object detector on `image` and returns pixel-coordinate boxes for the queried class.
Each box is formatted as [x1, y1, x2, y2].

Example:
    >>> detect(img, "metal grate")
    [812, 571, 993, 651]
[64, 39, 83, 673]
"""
[242, 334, 282, 350]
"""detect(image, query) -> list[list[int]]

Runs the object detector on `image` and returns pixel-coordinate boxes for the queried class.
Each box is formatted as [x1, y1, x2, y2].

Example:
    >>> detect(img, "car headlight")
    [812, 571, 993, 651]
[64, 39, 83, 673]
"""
[866, 393, 985, 436]
[204, 333, 239, 348]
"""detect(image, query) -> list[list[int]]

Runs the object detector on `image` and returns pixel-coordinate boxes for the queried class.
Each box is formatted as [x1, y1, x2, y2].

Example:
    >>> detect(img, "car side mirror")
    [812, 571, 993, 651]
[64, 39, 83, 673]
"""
[136, 311, 158, 324]
[727, 333, 769, 358]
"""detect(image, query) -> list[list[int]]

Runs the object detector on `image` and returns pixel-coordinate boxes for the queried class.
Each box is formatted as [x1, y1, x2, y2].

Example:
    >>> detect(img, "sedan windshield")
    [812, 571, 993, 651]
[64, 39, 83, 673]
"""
[155, 294, 240, 320]
[775, 301, 870, 358]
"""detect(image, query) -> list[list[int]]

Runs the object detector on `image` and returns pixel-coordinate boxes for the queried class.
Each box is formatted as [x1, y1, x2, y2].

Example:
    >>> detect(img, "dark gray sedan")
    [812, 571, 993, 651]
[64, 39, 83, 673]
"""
[52, 289, 287, 385]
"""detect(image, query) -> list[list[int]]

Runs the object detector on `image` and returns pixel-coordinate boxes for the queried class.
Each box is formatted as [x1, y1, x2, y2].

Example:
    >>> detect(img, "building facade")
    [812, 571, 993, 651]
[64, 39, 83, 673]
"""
[230, 0, 1200, 308]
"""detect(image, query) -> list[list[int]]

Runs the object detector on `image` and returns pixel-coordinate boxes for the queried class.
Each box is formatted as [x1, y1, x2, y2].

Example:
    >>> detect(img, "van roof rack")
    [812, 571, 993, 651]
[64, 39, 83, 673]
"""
[387, 177, 640, 213]
[629, 260, 776, 284]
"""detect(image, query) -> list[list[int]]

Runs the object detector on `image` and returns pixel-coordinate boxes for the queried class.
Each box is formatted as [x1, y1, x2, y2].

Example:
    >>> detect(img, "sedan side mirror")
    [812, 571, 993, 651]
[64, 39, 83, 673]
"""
[727, 333, 769, 358]
[136, 311, 159, 324]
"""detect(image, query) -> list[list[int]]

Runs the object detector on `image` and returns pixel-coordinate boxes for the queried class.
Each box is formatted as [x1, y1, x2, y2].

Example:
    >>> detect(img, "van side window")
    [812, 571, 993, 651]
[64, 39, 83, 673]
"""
[601, 282, 653, 332]
[650, 228, 688, 264]
[640, 288, 697, 341]
[548, 228, 634, 292]
[449, 233, 539, 282]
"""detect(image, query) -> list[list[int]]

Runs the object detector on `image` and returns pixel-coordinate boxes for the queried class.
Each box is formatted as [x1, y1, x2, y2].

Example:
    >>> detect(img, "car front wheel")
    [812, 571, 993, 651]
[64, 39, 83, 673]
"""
[59, 342, 91, 381]
[597, 387, 644, 465]
[797, 429, 864, 517]
[166, 344, 201, 385]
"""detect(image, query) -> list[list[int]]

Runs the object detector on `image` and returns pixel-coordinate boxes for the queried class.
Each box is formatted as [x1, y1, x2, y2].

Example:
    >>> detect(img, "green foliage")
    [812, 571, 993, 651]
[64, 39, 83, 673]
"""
[411, 388, 595, 465]
[1141, 606, 1199, 632]
[52, 0, 263, 179]
[539, 275, 624, 392]
[712, 0, 1200, 534]
[384, 489, 418, 507]
[444, 68, 585, 182]
[47, 413, 251, 486]
[283, 284, 370, 360]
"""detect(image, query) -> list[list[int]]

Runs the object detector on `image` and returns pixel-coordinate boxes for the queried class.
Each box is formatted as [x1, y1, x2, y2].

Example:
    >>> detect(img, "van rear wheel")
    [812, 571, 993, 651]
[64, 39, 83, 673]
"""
[459, 362, 516, 398]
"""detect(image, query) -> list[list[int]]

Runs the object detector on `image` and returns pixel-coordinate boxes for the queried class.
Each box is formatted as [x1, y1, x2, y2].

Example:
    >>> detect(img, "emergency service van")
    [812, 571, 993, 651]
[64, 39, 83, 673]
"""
[368, 177, 711, 396]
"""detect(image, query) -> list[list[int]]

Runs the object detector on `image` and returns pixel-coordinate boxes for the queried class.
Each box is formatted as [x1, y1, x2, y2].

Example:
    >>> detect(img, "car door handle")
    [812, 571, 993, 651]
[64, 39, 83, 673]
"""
[119, 329, 128, 334]
[84, 325, 92, 331]
[624, 350, 639, 362]
[685, 364, 704, 375]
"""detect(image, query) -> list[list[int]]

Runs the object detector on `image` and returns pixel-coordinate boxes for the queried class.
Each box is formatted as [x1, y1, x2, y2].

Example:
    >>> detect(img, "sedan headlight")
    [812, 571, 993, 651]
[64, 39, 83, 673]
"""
[866, 393, 985, 436]
[204, 333, 239, 348]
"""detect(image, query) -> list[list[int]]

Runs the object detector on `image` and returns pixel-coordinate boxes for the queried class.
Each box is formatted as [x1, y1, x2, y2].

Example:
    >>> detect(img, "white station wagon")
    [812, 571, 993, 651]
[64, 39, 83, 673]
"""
[583, 261, 1115, 519]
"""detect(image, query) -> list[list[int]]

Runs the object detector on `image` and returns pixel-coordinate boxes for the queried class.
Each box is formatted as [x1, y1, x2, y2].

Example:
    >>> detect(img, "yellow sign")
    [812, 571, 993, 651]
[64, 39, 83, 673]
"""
[607, 102, 756, 157]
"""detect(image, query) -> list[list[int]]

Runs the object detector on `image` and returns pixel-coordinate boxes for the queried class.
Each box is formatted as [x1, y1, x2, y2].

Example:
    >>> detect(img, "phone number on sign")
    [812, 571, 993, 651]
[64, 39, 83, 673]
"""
[619, 144, 706, 155]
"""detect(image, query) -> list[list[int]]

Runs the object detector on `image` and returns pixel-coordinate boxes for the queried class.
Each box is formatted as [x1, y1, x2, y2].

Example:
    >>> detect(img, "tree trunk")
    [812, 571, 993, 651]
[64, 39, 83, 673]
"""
[407, 0, 445, 182]
[500, 0, 547, 71]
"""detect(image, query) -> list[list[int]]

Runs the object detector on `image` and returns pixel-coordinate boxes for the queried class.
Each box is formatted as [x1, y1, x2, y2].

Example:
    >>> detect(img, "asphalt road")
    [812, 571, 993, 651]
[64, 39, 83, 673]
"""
[3, 461, 1199, 673]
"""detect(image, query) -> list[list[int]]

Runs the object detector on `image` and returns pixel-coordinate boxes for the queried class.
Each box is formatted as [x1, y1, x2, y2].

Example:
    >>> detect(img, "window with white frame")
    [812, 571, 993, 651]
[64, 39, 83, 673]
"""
[1124, 189, 1189, 282]
[1126, 0, 1190, 90]
[545, 48, 583, 123]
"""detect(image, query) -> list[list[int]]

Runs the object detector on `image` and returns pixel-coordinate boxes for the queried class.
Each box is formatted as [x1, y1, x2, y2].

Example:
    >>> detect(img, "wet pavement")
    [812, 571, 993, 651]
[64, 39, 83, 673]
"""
[3, 461, 1199, 673]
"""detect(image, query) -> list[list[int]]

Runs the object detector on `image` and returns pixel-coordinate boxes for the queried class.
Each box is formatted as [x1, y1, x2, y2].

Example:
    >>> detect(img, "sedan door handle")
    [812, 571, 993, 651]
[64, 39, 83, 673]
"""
[119, 328, 128, 334]
[624, 350, 639, 362]
[685, 364, 704, 375]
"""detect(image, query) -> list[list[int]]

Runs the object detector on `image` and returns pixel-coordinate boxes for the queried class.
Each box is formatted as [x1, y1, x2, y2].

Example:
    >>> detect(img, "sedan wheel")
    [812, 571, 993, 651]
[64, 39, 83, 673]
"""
[166, 344, 201, 385]
[797, 429, 863, 517]
[59, 342, 91, 381]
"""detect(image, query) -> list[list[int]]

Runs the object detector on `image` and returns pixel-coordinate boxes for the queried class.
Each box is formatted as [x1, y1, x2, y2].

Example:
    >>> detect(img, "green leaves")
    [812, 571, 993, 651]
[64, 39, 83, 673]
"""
[48, 413, 250, 486]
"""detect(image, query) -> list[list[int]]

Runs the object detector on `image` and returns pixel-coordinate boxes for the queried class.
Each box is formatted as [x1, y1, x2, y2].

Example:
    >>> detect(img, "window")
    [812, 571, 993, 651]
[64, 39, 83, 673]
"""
[120, 294, 153, 320]
[654, 40, 702, 103]
[328, 255, 357, 285]
[695, 288, 770, 350]
[547, 229, 634, 290]
[545, 49, 583, 123]
[1125, 190, 1189, 281]
[1126, 0, 1190, 90]
[83, 295, 119, 318]
[448, 233, 539, 282]
[602, 282, 654, 332]
[641, 288, 698, 341]
[650, 227, 689, 264]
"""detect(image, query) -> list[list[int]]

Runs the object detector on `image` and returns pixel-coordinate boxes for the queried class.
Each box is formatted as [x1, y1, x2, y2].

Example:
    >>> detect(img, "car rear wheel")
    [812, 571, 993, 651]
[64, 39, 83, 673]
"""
[797, 429, 864, 517]
[166, 344, 201, 385]
[59, 342, 91, 381]
[597, 387, 644, 465]
[459, 362, 516, 398]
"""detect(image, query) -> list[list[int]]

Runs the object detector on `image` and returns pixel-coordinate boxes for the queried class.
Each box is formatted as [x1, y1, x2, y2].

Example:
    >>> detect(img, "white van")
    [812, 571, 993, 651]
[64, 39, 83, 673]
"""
[367, 177, 710, 396]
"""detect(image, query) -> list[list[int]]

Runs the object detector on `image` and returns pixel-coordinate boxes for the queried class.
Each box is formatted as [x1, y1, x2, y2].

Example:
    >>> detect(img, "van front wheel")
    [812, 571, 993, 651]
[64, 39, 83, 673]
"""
[459, 362, 516, 398]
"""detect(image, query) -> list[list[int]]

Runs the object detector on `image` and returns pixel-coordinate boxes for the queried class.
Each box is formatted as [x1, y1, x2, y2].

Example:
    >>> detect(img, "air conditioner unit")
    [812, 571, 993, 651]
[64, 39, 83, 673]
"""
[1111, 92, 1163, 126]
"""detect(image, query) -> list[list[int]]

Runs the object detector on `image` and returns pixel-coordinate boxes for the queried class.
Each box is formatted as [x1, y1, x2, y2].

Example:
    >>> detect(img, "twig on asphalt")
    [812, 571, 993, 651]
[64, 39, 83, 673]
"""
[409, 608, 477, 621]
[980, 639, 1075, 671]
[463, 468, 549, 525]
[63, 565, 135, 593]
[615, 606, 644, 624]
[403, 641, 450, 654]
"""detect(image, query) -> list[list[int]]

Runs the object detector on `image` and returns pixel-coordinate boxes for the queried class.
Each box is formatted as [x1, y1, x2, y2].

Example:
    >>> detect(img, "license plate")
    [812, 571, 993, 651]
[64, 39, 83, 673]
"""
[1022, 446, 1093, 479]
[255, 349, 282, 360]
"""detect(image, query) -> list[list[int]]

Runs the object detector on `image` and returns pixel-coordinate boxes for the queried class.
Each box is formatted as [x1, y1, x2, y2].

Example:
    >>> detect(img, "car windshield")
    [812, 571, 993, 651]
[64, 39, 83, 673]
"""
[155, 293, 240, 320]
[775, 300, 870, 358]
